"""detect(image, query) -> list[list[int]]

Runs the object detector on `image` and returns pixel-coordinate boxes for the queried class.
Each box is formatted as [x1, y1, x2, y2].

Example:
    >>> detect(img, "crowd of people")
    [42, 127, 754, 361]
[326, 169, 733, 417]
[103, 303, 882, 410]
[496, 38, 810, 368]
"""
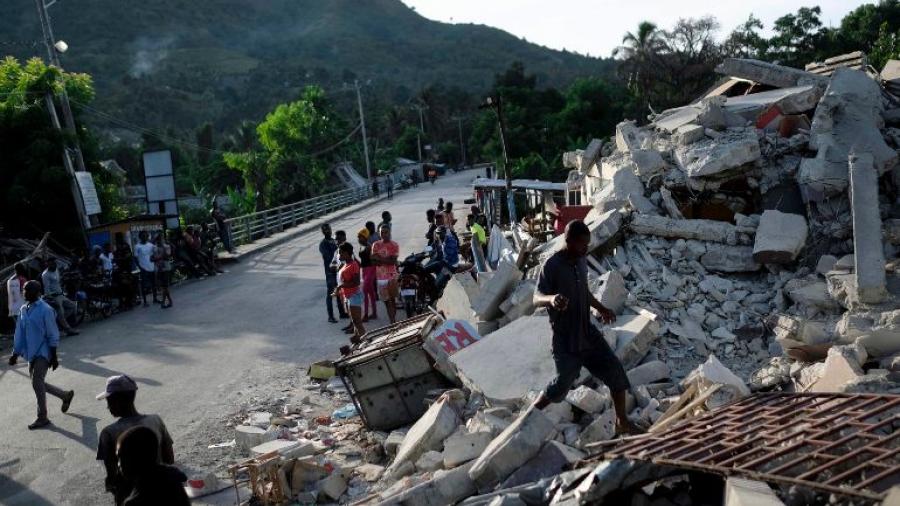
[318, 200, 491, 344]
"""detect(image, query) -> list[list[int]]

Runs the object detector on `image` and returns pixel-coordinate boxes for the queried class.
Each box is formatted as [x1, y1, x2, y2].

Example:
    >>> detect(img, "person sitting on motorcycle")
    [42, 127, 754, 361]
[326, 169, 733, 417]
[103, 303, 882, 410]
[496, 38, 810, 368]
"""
[425, 226, 459, 292]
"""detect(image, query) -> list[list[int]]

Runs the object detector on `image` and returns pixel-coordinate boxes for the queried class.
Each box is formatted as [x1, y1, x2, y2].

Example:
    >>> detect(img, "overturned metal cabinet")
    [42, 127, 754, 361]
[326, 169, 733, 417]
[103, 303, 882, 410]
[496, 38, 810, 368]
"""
[334, 314, 449, 431]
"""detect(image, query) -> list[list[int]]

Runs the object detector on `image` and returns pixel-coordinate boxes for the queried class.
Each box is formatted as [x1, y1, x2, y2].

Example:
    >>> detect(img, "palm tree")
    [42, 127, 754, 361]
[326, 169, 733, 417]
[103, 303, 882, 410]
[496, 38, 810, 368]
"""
[613, 21, 663, 100]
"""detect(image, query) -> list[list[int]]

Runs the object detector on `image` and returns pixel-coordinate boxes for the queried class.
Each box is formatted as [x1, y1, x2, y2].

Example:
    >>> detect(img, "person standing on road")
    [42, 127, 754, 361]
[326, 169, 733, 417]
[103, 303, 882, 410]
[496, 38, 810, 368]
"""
[8, 280, 75, 430]
[378, 211, 392, 234]
[96, 374, 176, 506]
[531, 220, 640, 435]
[372, 224, 400, 324]
[153, 234, 173, 309]
[115, 425, 188, 506]
[41, 258, 79, 337]
[319, 224, 342, 324]
[7, 262, 27, 324]
[134, 232, 158, 307]
[386, 173, 394, 199]
[335, 243, 365, 340]
[365, 221, 380, 246]
[331, 230, 352, 330]
[100, 243, 115, 276]
[211, 202, 235, 254]
[444, 201, 457, 232]
[357, 228, 378, 322]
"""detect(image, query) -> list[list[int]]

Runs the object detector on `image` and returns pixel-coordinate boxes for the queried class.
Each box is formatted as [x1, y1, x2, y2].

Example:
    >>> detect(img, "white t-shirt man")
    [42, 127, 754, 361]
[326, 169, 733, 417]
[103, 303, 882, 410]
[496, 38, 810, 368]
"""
[6, 275, 25, 317]
[99, 252, 114, 273]
[134, 242, 156, 272]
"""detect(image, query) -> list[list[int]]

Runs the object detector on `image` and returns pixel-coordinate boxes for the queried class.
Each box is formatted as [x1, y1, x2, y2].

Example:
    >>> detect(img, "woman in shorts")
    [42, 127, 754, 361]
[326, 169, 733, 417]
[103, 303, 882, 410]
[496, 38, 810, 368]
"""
[334, 242, 365, 341]
[153, 233, 174, 308]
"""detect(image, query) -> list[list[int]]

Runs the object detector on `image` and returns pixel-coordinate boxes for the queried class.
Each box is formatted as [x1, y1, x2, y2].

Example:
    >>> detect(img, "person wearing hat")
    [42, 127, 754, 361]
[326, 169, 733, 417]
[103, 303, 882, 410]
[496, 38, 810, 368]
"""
[357, 227, 378, 321]
[96, 374, 175, 506]
[9, 280, 75, 430]
[116, 425, 189, 506]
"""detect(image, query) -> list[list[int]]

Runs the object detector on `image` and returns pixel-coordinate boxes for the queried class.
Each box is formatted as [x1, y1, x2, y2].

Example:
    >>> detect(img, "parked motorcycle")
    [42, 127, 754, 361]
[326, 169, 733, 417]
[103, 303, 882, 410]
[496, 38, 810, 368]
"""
[397, 248, 443, 319]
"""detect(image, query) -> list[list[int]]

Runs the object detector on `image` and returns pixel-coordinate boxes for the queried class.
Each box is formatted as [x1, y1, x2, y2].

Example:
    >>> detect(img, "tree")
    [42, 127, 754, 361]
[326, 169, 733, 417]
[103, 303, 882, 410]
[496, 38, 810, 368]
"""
[721, 15, 768, 59]
[613, 21, 664, 105]
[769, 7, 825, 66]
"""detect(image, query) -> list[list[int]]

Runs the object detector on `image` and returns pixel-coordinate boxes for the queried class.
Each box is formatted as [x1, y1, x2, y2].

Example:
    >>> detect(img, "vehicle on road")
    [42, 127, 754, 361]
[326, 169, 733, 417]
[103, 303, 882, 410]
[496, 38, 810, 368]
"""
[397, 248, 441, 319]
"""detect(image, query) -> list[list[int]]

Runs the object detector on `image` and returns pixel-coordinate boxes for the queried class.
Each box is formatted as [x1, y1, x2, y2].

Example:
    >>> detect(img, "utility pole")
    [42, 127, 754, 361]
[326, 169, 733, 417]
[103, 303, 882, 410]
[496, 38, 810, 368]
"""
[450, 115, 466, 168]
[354, 80, 372, 183]
[479, 96, 515, 224]
[413, 103, 428, 162]
[34, 0, 92, 239]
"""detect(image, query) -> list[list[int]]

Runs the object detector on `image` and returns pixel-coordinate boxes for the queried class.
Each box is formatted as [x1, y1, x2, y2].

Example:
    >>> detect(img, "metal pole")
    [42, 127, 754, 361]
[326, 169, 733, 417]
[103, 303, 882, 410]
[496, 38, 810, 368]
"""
[494, 97, 516, 224]
[35, 0, 95, 235]
[355, 80, 372, 183]
[451, 115, 466, 168]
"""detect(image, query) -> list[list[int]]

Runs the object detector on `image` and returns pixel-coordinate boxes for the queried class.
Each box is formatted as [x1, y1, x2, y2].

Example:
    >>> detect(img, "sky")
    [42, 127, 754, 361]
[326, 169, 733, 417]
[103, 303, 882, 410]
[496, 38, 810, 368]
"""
[400, 1, 871, 58]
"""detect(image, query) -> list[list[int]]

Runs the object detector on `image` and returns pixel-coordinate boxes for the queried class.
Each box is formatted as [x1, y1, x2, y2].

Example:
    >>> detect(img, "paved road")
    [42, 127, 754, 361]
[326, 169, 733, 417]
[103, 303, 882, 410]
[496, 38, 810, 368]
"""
[0, 171, 476, 505]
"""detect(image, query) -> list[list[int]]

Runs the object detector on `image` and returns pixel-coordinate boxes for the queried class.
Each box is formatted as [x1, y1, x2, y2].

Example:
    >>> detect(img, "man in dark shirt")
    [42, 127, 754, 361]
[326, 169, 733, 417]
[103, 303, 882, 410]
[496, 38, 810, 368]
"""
[425, 209, 437, 248]
[319, 224, 346, 323]
[116, 426, 189, 506]
[532, 220, 639, 435]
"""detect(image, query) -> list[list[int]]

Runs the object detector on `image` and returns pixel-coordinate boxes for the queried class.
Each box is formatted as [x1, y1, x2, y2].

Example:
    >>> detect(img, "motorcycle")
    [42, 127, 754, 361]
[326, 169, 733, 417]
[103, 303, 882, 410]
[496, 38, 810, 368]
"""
[397, 247, 444, 319]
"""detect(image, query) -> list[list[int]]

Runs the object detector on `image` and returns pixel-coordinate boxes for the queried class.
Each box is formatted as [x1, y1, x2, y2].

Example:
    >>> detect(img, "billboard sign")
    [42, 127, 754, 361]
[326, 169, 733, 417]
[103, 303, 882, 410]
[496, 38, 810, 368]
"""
[142, 150, 179, 228]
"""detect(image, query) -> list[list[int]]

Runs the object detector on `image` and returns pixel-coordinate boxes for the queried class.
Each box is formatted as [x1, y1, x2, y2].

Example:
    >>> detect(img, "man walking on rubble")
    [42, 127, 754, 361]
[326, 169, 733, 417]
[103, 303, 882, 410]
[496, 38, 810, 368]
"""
[532, 220, 641, 435]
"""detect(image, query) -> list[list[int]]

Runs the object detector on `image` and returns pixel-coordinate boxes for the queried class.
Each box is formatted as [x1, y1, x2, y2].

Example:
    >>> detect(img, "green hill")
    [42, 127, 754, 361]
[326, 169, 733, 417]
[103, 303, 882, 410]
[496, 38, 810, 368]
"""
[0, 0, 613, 132]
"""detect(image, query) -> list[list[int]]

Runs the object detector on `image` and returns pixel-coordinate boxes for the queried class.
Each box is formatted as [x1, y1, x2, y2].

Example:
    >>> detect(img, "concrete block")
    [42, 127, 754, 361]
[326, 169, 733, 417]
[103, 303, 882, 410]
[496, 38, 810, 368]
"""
[715, 58, 826, 88]
[565, 385, 609, 414]
[810, 346, 865, 393]
[701, 245, 760, 272]
[725, 85, 822, 117]
[786, 280, 842, 311]
[381, 461, 477, 506]
[593, 270, 628, 315]
[579, 138, 604, 171]
[317, 467, 350, 501]
[626, 360, 670, 385]
[384, 428, 408, 457]
[250, 439, 302, 457]
[595, 163, 656, 214]
[630, 214, 747, 244]
[388, 398, 460, 476]
[355, 463, 385, 482]
[724, 477, 786, 506]
[443, 431, 493, 468]
[468, 406, 556, 492]
[467, 411, 511, 436]
[450, 315, 556, 404]
[500, 441, 585, 489]
[816, 255, 838, 275]
[416, 450, 444, 472]
[472, 259, 523, 321]
[753, 210, 808, 263]
[615, 121, 645, 153]
[612, 312, 661, 369]
[577, 408, 616, 447]
[436, 273, 478, 325]
[674, 127, 761, 178]
[235, 425, 272, 452]
[675, 123, 705, 145]
[630, 149, 666, 177]
[849, 152, 887, 304]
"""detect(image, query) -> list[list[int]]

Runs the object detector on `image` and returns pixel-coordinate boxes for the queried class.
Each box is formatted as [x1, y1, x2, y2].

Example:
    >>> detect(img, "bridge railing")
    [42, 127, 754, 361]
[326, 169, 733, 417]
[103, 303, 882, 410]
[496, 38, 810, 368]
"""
[224, 185, 375, 247]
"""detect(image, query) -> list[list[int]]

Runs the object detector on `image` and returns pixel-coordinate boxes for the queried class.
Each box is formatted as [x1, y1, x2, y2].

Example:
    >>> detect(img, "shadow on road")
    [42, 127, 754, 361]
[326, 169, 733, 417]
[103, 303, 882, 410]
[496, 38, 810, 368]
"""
[0, 459, 55, 506]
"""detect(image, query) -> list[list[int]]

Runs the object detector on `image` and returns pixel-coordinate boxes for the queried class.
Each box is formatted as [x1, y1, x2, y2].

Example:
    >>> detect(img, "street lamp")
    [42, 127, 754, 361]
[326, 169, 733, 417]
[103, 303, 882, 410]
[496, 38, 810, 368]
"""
[53, 40, 68, 53]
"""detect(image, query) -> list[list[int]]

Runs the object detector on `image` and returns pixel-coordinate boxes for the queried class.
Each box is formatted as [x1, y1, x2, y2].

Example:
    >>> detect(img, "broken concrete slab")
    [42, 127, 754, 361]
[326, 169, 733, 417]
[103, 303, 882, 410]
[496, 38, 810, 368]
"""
[387, 398, 460, 477]
[565, 385, 609, 414]
[416, 450, 445, 472]
[450, 315, 556, 404]
[594, 271, 627, 315]
[674, 127, 761, 178]
[615, 120, 646, 153]
[810, 346, 866, 393]
[355, 463, 385, 482]
[715, 58, 827, 88]
[799, 69, 898, 200]
[701, 245, 761, 272]
[674, 123, 705, 145]
[576, 408, 617, 448]
[753, 210, 808, 264]
[381, 461, 477, 506]
[444, 431, 493, 469]
[498, 279, 537, 323]
[816, 254, 838, 275]
[250, 439, 305, 457]
[612, 311, 661, 369]
[235, 425, 272, 452]
[594, 162, 657, 215]
[849, 152, 887, 304]
[725, 85, 822, 117]
[467, 411, 511, 437]
[786, 279, 842, 312]
[630, 149, 667, 178]
[630, 214, 748, 244]
[578, 138, 604, 172]
[469, 406, 556, 492]
[499, 441, 585, 489]
[724, 477, 786, 506]
[436, 273, 480, 325]
[626, 360, 671, 385]
[471, 259, 523, 321]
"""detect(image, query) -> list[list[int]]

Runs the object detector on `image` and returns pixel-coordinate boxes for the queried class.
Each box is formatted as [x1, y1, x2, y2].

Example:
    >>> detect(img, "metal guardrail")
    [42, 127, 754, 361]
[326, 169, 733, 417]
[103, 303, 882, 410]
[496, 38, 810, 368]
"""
[224, 185, 376, 247]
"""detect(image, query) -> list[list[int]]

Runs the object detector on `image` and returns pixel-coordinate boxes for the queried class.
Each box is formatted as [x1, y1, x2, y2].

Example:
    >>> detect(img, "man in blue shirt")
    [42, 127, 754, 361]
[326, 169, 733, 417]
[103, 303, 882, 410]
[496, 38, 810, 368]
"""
[9, 280, 75, 429]
[426, 226, 459, 293]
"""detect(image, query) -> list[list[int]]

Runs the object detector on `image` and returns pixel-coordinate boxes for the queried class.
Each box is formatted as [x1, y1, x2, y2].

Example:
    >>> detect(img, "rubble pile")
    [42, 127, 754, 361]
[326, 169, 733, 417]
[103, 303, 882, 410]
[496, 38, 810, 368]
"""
[233, 54, 900, 505]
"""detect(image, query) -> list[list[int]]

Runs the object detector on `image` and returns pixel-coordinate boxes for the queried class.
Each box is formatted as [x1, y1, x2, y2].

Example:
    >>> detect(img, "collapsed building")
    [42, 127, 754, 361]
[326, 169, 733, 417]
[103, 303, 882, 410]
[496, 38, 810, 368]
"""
[225, 55, 900, 505]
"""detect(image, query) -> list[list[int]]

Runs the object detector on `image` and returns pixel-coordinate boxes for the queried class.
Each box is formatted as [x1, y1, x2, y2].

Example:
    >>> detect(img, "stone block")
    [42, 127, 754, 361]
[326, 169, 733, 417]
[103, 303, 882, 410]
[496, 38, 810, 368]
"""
[467, 411, 511, 436]
[849, 152, 887, 304]
[715, 58, 826, 88]
[594, 271, 627, 315]
[816, 255, 838, 275]
[500, 441, 585, 489]
[450, 315, 556, 404]
[626, 360, 670, 385]
[630, 214, 746, 244]
[381, 461, 477, 506]
[317, 467, 350, 501]
[468, 406, 556, 492]
[235, 425, 272, 452]
[577, 408, 616, 447]
[388, 398, 460, 477]
[724, 477, 786, 506]
[355, 463, 385, 482]
[674, 127, 761, 178]
[471, 259, 523, 321]
[250, 439, 303, 457]
[594, 163, 656, 214]
[436, 273, 479, 325]
[443, 431, 493, 468]
[810, 346, 865, 393]
[630, 149, 666, 177]
[615, 121, 645, 153]
[753, 210, 808, 263]
[384, 428, 408, 457]
[416, 450, 444, 472]
[612, 312, 661, 369]
[786, 280, 842, 312]
[565, 385, 609, 414]
[675, 123, 705, 145]
[701, 245, 760, 272]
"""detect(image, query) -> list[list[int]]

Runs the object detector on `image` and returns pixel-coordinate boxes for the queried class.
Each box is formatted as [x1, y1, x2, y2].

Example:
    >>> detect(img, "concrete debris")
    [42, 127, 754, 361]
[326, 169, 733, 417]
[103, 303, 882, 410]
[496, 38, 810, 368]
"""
[726, 85, 822, 117]
[576, 408, 617, 448]
[715, 58, 827, 88]
[472, 259, 524, 321]
[380, 461, 477, 506]
[674, 127, 761, 178]
[724, 477, 786, 506]
[752, 210, 808, 264]
[415, 450, 444, 472]
[849, 152, 887, 304]
[594, 161, 657, 214]
[593, 271, 628, 315]
[615, 120, 647, 153]
[611, 311, 661, 369]
[387, 397, 460, 478]
[626, 360, 671, 386]
[564, 385, 610, 414]
[444, 431, 493, 469]
[469, 406, 556, 492]
[630, 214, 751, 244]
[500, 441, 584, 489]
[700, 245, 760, 272]
[809, 345, 866, 393]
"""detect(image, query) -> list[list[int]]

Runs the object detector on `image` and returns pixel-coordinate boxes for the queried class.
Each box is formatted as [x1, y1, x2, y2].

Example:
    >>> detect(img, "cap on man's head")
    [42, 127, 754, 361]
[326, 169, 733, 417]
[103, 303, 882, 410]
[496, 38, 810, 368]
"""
[96, 374, 138, 400]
